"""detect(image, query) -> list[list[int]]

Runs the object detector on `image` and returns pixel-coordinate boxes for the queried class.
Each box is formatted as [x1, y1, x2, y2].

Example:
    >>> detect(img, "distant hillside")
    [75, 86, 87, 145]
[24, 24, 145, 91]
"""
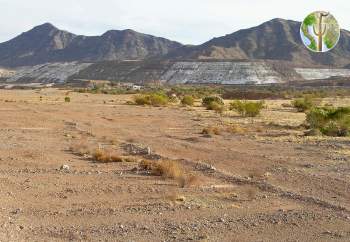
[166, 18, 350, 67]
[0, 23, 183, 67]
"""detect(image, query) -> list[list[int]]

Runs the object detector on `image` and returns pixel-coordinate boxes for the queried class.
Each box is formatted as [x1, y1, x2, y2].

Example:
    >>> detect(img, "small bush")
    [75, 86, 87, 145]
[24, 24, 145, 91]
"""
[92, 149, 123, 163]
[226, 124, 247, 134]
[207, 101, 225, 113]
[134, 93, 169, 106]
[181, 95, 195, 106]
[202, 96, 224, 107]
[177, 174, 200, 188]
[229, 100, 265, 117]
[292, 96, 315, 112]
[306, 107, 350, 137]
[69, 141, 90, 156]
[64, 96, 71, 103]
[201, 126, 221, 135]
[139, 160, 184, 179]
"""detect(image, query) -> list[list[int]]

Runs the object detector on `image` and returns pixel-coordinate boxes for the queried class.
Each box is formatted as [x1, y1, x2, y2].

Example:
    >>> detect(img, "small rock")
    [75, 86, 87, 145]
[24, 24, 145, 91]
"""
[219, 218, 225, 222]
[60, 164, 70, 171]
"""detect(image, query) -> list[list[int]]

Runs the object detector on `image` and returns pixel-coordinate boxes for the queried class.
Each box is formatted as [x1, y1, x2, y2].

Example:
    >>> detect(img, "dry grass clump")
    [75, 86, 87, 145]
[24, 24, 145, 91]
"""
[140, 160, 184, 179]
[201, 126, 221, 135]
[92, 149, 123, 163]
[70, 141, 91, 156]
[177, 174, 201, 188]
[139, 160, 200, 187]
[202, 124, 251, 136]
[226, 124, 247, 134]
[246, 188, 258, 201]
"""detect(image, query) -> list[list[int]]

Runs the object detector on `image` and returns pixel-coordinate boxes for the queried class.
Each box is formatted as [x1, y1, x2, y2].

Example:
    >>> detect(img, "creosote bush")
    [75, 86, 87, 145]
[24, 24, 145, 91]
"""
[181, 95, 195, 106]
[202, 96, 224, 107]
[292, 96, 316, 112]
[134, 93, 169, 106]
[229, 100, 265, 117]
[65, 96, 71, 103]
[306, 107, 350, 137]
[202, 96, 225, 114]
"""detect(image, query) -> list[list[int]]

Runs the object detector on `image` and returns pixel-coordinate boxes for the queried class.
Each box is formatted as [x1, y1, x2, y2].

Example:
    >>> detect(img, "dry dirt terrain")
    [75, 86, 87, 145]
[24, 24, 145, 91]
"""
[0, 89, 349, 242]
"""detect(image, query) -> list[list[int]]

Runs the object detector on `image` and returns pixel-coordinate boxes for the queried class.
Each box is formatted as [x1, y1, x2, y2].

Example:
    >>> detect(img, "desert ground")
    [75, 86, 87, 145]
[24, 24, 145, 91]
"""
[0, 88, 349, 242]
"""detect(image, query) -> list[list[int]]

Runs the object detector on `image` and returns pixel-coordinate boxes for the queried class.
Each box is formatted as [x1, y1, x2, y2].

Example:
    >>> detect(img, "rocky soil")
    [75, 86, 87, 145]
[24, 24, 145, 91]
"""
[0, 89, 349, 241]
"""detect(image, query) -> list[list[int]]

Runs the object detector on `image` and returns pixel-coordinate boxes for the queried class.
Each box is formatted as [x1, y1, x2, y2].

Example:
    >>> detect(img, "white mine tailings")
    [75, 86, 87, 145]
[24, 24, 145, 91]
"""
[295, 68, 350, 80]
[5, 62, 91, 83]
[2, 61, 350, 84]
[162, 62, 282, 84]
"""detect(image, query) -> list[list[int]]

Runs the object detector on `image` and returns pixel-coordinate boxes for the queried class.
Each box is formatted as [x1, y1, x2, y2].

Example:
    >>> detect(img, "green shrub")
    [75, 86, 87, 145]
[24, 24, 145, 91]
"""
[229, 100, 265, 117]
[64, 96, 71, 103]
[292, 96, 315, 112]
[181, 95, 195, 106]
[134, 93, 169, 106]
[202, 96, 224, 107]
[207, 101, 225, 114]
[306, 107, 350, 137]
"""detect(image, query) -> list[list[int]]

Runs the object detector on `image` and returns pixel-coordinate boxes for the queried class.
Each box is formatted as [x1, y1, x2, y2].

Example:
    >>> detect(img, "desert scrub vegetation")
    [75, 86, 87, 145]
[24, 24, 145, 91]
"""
[133, 93, 169, 106]
[202, 124, 248, 136]
[202, 96, 225, 113]
[69, 141, 91, 156]
[139, 160, 199, 188]
[139, 159, 183, 179]
[64, 96, 71, 102]
[181, 95, 195, 106]
[292, 96, 318, 112]
[201, 126, 221, 136]
[229, 100, 265, 117]
[92, 149, 124, 163]
[306, 107, 350, 137]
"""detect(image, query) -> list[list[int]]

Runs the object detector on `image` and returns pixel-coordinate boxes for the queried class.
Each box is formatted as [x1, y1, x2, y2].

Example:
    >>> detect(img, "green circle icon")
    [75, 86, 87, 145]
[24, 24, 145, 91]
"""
[300, 11, 340, 52]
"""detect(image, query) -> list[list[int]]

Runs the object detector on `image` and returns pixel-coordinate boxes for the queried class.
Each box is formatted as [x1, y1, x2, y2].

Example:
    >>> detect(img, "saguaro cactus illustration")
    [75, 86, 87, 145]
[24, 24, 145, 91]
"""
[313, 12, 329, 51]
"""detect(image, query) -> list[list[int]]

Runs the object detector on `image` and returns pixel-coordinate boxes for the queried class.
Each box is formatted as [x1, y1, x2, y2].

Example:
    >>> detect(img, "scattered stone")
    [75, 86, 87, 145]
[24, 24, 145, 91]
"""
[60, 164, 70, 171]
[146, 147, 151, 155]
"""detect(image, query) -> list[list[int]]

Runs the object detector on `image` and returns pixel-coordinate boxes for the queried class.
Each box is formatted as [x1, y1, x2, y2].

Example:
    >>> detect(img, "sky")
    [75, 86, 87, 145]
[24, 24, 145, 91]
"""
[0, 0, 349, 45]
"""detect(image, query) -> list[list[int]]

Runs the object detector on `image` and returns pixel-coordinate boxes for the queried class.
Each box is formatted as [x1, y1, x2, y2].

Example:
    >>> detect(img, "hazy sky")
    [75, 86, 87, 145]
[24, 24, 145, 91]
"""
[0, 0, 349, 45]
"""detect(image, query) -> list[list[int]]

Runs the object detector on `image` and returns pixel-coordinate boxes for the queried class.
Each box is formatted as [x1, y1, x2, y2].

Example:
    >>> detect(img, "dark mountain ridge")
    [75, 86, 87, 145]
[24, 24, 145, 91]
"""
[1, 18, 350, 68]
[0, 23, 183, 67]
[166, 18, 350, 67]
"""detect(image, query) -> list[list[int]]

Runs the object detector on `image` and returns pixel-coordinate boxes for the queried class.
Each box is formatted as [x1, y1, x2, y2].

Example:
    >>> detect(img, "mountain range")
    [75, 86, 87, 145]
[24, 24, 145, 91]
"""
[0, 23, 182, 67]
[167, 18, 350, 67]
[0, 18, 350, 68]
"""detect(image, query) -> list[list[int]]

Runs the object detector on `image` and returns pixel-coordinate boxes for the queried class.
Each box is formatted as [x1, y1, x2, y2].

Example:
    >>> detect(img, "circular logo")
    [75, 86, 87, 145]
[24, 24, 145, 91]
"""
[300, 11, 340, 52]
